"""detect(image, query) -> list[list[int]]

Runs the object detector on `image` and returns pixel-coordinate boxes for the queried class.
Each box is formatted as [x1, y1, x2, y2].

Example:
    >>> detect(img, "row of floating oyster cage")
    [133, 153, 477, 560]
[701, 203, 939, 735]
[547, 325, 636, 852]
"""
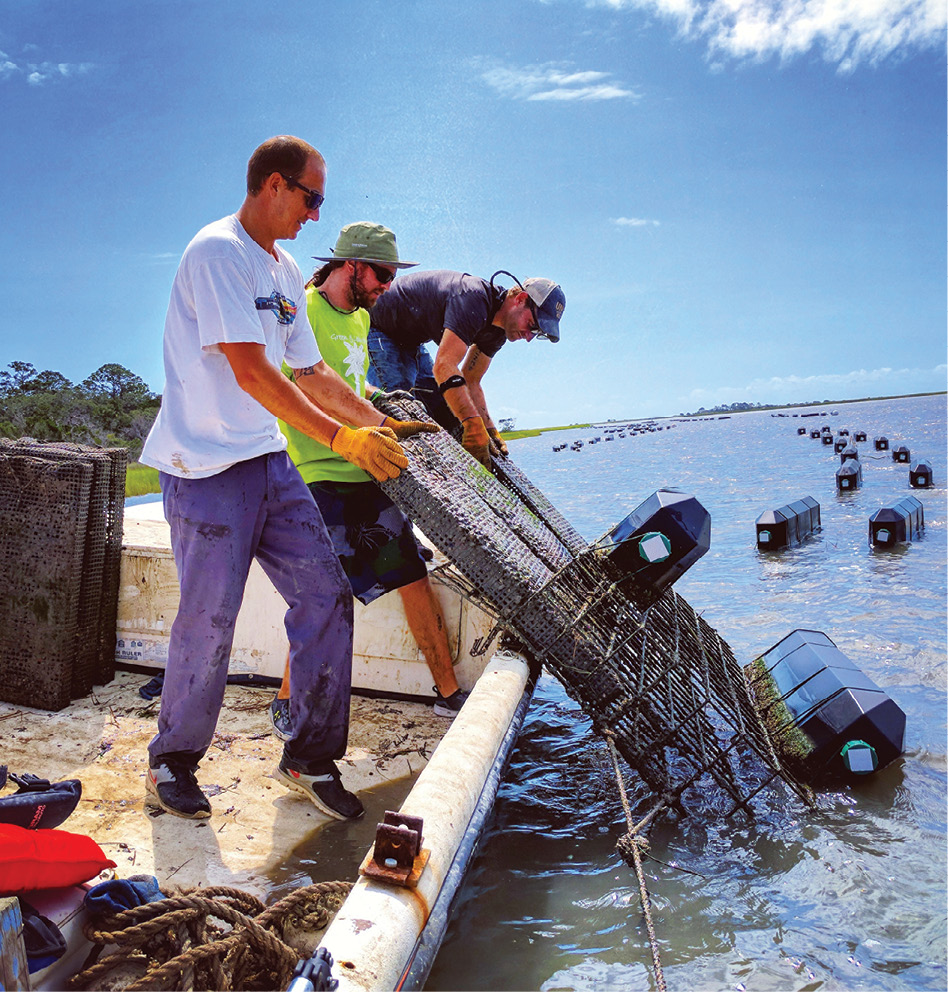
[746, 418, 917, 775]
[796, 421, 935, 493]
[551, 421, 675, 452]
[755, 419, 932, 548]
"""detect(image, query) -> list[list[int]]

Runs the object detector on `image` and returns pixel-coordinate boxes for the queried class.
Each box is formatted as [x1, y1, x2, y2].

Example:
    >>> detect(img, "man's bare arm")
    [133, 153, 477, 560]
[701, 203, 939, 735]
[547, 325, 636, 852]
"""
[220, 342, 408, 480]
[291, 361, 385, 428]
[459, 345, 494, 428]
[432, 329, 483, 422]
[219, 342, 340, 445]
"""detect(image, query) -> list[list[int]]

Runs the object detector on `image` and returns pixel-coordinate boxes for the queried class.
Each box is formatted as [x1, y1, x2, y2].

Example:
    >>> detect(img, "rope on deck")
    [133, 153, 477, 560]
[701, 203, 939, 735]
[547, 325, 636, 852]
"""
[604, 731, 667, 992]
[67, 881, 352, 991]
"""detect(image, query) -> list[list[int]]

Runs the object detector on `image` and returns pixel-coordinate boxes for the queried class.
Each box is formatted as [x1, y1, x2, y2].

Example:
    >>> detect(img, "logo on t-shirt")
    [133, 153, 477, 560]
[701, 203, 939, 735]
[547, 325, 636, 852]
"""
[255, 291, 298, 325]
[342, 340, 367, 386]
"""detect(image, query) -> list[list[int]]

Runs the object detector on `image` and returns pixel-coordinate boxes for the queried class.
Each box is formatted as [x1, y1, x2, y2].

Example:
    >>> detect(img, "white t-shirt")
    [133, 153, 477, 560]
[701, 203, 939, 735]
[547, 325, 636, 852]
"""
[141, 215, 321, 478]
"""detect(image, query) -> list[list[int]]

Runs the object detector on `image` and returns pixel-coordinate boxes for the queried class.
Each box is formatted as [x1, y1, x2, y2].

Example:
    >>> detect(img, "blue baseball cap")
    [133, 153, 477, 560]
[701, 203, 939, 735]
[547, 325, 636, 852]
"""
[523, 278, 565, 342]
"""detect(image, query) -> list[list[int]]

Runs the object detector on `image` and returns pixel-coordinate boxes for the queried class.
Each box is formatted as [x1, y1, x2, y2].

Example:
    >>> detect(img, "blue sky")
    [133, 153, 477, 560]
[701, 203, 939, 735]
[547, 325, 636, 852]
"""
[1, 0, 944, 426]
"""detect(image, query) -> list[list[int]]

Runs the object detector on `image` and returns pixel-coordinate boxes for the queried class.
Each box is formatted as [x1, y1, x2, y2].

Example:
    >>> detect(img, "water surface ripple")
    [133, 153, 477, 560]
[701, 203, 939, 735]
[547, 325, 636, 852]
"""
[429, 395, 947, 992]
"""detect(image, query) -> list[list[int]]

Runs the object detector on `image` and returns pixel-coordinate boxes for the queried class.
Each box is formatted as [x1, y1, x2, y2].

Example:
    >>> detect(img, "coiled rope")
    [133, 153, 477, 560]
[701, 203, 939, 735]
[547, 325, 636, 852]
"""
[603, 731, 667, 992]
[67, 881, 352, 991]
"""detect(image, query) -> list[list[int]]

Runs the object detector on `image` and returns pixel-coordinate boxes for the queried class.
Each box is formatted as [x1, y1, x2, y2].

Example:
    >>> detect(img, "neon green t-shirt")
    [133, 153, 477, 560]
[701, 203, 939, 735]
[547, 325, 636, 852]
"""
[280, 287, 373, 484]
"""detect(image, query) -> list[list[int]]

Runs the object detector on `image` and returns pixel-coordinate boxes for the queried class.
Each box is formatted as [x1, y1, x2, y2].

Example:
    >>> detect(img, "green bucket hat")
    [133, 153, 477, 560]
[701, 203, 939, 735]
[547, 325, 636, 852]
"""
[313, 222, 417, 268]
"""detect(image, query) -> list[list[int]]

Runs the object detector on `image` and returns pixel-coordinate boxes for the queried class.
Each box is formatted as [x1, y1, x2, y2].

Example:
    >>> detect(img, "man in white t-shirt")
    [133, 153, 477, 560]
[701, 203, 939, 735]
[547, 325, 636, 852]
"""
[140, 136, 430, 822]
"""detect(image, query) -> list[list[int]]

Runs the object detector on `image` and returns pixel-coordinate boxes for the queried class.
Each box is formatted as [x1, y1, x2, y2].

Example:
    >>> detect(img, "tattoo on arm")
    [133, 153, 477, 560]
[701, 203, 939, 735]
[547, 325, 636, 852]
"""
[294, 366, 317, 379]
[462, 349, 483, 374]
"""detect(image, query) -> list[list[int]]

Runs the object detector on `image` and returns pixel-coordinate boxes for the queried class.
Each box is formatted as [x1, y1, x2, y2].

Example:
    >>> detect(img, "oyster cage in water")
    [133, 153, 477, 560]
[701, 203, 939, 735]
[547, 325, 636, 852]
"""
[379, 397, 809, 815]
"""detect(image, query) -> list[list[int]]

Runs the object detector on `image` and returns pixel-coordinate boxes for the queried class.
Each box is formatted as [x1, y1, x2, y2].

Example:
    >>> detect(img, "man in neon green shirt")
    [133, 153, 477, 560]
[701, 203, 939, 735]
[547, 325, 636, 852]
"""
[274, 223, 469, 734]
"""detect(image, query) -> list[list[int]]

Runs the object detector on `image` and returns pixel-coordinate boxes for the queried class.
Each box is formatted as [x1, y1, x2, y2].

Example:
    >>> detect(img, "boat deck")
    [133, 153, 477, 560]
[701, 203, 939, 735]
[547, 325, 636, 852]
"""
[1, 501, 532, 990]
[0, 670, 449, 896]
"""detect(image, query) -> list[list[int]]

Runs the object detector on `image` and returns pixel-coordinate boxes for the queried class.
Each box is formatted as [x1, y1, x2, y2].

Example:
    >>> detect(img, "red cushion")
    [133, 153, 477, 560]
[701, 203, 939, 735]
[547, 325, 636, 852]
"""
[0, 823, 117, 895]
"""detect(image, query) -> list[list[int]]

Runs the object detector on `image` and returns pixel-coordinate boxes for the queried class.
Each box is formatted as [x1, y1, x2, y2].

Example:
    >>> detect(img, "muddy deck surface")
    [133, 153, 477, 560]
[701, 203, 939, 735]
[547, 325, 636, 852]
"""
[0, 672, 449, 898]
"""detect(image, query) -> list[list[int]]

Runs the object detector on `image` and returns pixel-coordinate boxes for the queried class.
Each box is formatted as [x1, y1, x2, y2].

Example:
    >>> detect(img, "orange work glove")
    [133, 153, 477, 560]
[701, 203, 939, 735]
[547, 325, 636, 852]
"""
[487, 427, 508, 458]
[461, 416, 491, 467]
[380, 416, 441, 440]
[330, 425, 407, 481]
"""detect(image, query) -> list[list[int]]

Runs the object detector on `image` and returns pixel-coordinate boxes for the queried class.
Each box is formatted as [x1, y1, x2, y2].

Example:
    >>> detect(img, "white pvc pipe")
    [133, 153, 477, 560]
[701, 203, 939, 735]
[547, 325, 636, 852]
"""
[318, 650, 531, 991]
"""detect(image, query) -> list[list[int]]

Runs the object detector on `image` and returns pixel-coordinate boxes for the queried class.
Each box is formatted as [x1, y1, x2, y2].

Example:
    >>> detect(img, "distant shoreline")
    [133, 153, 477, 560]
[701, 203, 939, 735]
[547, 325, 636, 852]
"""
[126, 390, 943, 493]
[502, 390, 946, 440]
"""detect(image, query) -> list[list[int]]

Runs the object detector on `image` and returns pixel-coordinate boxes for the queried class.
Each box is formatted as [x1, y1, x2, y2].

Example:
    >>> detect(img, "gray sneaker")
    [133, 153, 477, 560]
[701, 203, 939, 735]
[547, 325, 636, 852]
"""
[275, 760, 364, 820]
[433, 688, 469, 718]
[146, 761, 211, 819]
[269, 696, 292, 741]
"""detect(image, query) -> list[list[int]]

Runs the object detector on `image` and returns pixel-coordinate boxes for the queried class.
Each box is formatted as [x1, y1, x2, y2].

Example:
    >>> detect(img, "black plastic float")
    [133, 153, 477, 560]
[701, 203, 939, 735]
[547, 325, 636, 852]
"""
[892, 445, 911, 464]
[822, 434, 835, 446]
[874, 436, 889, 451]
[869, 495, 925, 547]
[755, 497, 821, 550]
[909, 460, 933, 488]
[839, 443, 859, 464]
[834, 437, 848, 454]
[854, 431, 867, 442]
[810, 429, 822, 439]
[836, 461, 862, 492]
[745, 629, 906, 782]
[594, 488, 711, 606]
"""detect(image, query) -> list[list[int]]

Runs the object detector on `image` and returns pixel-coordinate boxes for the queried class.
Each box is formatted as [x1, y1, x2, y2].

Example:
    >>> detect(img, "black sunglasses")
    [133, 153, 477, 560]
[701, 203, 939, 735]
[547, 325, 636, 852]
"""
[525, 297, 544, 336]
[280, 174, 325, 211]
[365, 262, 396, 284]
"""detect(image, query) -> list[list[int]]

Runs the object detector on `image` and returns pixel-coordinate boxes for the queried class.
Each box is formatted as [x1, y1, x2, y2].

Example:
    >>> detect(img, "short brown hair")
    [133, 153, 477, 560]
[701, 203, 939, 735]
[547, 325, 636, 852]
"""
[246, 136, 323, 195]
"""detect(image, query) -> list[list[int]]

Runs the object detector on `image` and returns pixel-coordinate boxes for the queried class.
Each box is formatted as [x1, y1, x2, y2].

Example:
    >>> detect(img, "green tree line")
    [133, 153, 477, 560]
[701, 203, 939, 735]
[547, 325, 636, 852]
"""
[0, 360, 160, 460]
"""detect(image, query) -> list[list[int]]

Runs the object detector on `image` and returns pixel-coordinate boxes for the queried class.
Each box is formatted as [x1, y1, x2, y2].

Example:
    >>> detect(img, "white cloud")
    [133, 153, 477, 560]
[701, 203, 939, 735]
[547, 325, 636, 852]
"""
[26, 61, 94, 85]
[613, 216, 661, 227]
[682, 363, 948, 407]
[589, 0, 947, 71]
[477, 60, 640, 101]
[1, 54, 94, 85]
[0, 53, 19, 80]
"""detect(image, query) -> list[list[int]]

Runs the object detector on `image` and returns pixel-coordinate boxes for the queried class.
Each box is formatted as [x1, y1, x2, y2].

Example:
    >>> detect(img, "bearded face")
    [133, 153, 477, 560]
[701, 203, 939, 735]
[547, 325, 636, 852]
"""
[348, 262, 394, 311]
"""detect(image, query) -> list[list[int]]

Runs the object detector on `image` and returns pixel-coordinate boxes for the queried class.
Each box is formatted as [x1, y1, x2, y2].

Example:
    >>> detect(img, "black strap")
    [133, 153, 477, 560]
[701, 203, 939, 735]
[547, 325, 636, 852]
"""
[438, 374, 466, 395]
[10, 772, 52, 792]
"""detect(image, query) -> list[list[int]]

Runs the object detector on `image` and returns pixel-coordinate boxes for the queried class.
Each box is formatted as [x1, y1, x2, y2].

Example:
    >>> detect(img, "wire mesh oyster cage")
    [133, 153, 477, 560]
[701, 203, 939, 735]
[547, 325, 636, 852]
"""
[0, 438, 127, 709]
[378, 396, 810, 815]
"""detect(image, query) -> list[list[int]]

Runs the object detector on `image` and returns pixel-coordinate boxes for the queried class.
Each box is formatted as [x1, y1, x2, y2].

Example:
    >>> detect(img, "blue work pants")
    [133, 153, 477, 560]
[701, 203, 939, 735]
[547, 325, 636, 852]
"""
[148, 452, 353, 774]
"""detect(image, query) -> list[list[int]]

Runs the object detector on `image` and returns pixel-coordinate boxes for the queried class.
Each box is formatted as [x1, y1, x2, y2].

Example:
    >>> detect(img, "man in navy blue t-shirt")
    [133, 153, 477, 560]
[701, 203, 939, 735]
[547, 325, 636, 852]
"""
[367, 269, 565, 467]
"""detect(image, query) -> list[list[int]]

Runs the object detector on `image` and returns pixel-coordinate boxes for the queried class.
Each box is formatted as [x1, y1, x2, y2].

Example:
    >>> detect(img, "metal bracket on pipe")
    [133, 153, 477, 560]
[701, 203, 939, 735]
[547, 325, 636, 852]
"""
[359, 811, 430, 888]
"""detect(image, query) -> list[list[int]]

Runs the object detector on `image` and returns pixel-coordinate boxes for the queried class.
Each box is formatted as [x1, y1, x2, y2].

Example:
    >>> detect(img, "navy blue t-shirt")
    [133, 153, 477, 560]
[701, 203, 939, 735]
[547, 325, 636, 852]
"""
[370, 270, 507, 357]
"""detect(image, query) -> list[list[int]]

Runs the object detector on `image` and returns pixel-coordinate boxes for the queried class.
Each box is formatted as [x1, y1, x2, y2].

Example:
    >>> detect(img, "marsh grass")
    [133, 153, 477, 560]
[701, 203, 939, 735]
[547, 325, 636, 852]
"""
[502, 423, 591, 441]
[126, 462, 160, 497]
